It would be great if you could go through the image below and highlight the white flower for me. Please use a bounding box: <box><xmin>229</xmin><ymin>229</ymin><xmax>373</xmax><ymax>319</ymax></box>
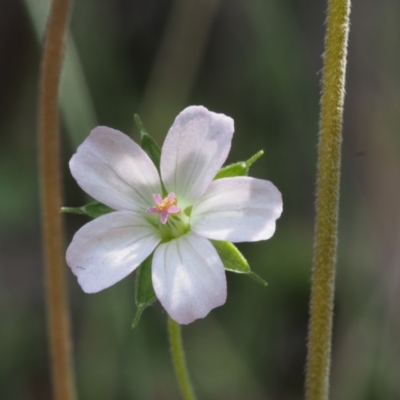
<box><xmin>66</xmin><ymin>106</ymin><xmax>283</xmax><ymax>324</ymax></box>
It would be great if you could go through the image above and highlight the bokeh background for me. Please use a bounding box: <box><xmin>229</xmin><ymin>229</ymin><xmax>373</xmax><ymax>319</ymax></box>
<box><xmin>1</xmin><ymin>0</ymin><xmax>399</xmax><ymax>399</ymax></box>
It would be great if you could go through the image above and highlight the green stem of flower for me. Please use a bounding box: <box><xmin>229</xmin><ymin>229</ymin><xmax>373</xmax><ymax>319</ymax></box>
<box><xmin>305</xmin><ymin>1</ymin><xmax>351</xmax><ymax>400</ymax></box>
<box><xmin>168</xmin><ymin>318</ymin><xmax>197</xmax><ymax>400</ymax></box>
<box><xmin>39</xmin><ymin>0</ymin><xmax>76</xmax><ymax>399</ymax></box>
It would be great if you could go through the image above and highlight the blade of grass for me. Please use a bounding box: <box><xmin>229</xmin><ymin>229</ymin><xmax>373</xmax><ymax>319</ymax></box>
<box><xmin>25</xmin><ymin>0</ymin><xmax>97</xmax><ymax>148</ymax></box>
<box><xmin>140</xmin><ymin>0</ymin><xmax>222</xmax><ymax>135</ymax></box>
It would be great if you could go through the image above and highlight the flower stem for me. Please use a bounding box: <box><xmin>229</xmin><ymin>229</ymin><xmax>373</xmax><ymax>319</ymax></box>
<box><xmin>305</xmin><ymin>1</ymin><xmax>351</xmax><ymax>399</ymax></box>
<box><xmin>168</xmin><ymin>318</ymin><xmax>197</xmax><ymax>400</ymax></box>
<box><xmin>39</xmin><ymin>0</ymin><xmax>75</xmax><ymax>399</ymax></box>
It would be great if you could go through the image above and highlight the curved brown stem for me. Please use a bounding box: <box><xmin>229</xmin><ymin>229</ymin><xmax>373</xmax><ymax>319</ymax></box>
<box><xmin>39</xmin><ymin>0</ymin><xmax>76</xmax><ymax>399</ymax></box>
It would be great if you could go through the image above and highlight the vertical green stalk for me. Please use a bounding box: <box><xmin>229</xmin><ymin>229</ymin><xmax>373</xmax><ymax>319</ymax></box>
<box><xmin>39</xmin><ymin>0</ymin><xmax>75</xmax><ymax>399</ymax></box>
<box><xmin>305</xmin><ymin>1</ymin><xmax>351</xmax><ymax>400</ymax></box>
<box><xmin>168</xmin><ymin>318</ymin><xmax>197</xmax><ymax>400</ymax></box>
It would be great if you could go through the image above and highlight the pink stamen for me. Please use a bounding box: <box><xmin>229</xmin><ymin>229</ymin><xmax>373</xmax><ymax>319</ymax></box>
<box><xmin>168</xmin><ymin>205</ymin><xmax>180</xmax><ymax>214</ymax></box>
<box><xmin>167</xmin><ymin>193</ymin><xmax>176</xmax><ymax>203</ymax></box>
<box><xmin>160</xmin><ymin>211</ymin><xmax>169</xmax><ymax>224</ymax></box>
<box><xmin>147</xmin><ymin>192</ymin><xmax>181</xmax><ymax>224</ymax></box>
<box><xmin>153</xmin><ymin>193</ymin><xmax>163</xmax><ymax>206</ymax></box>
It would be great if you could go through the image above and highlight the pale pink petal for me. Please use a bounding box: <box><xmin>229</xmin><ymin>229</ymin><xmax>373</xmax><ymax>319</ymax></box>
<box><xmin>147</xmin><ymin>207</ymin><xmax>159</xmax><ymax>214</ymax></box>
<box><xmin>70</xmin><ymin>126</ymin><xmax>161</xmax><ymax>212</ymax></box>
<box><xmin>66</xmin><ymin>211</ymin><xmax>160</xmax><ymax>293</ymax></box>
<box><xmin>152</xmin><ymin>232</ymin><xmax>227</xmax><ymax>324</ymax></box>
<box><xmin>191</xmin><ymin>177</ymin><xmax>283</xmax><ymax>242</ymax></box>
<box><xmin>160</xmin><ymin>106</ymin><xmax>234</xmax><ymax>208</ymax></box>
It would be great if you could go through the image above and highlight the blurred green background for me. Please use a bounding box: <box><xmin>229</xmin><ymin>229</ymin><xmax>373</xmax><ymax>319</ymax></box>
<box><xmin>1</xmin><ymin>0</ymin><xmax>399</xmax><ymax>399</ymax></box>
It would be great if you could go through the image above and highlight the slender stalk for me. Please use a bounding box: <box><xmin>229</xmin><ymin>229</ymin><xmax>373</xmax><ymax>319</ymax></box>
<box><xmin>39</xmin><ymin>1</ymin><xmax>75</xmax><ymax>399</ymax></box>
<box><xmin>305</xmin><ymin>1</ymin><xmax>351</xmax><ymax>400</ymax></box>
<box><xmin>168</xmin><ymin>318</ymin><xmax>196</xmax><ymax>400</ymax></box>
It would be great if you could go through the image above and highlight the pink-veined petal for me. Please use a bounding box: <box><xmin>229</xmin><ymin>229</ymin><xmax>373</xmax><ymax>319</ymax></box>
<box><xmin>160</xmin><ymin>106</ymin><xmax>234</xmax><ymax>208</ymax></box>
<box><xmin>70</xmin><ymin>126</ymin><xmax>161</xmax><ymax>212</ymax></box>
<box><xmin>66</xmin><ymin>211</ymin><xmax>160</xmax><ymax>293</ymax></box>
<box><xmin>191</xmin><ymin>177</ymin><xmax>283</xmax><ymax>242</ymax></box>
<box><xmin>152</xmin><ymin>232</ymin><xmax>227</xmax><ymax>324</ymax></box>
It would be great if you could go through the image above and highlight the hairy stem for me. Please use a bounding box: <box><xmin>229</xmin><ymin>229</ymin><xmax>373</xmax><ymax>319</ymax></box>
<box><xmin>305</xmin><ymin>0</ymin><xmax>351</xmax><ymax>399</ymax></box>
<box><xmin>168</xmin><ymin>318</ymin><xmax>196</xmax><ymax>400</ymax></box>
<box><xmin>39</xmin><ymin>0</ymin><xmax>75</xmax><ymax>399</ymax></box>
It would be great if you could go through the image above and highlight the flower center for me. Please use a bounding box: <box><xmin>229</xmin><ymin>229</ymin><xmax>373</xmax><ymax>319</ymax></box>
<box><xmin>146</xmin><ymin>193</ymin><xmax>191</xmax><ymax>241</ymax></box>
<box><xmin>147</xmin><ymin>193</ymin><xmax>181</xmax><ymax>224</ymax></box>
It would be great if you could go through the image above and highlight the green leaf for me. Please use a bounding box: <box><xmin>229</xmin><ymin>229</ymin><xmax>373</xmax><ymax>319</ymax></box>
<box><xmin>132</xmin><ymin>254</ymin><xmax>157</xmax><ymax>328</ymax></box>
<box><xmin>134</xmin><ymin>114</ymin><xmax>161</xmax><ymax>170</ymax></box>
<box><xmin>61</xmin><ymin>202</ymin><xmax>114</xmax><ymax>218</ymax></box>
<box><xmin>214</xmin><ymin>150</ymin><xmax>264</xmax><ymax>179</ymax></box>
<box><xmin>211</xmin><ymin>240</ymin><xmax>268</xmax><ymax>286</ymax></box>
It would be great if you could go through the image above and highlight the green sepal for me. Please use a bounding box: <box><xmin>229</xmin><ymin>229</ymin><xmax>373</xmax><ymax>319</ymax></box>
<box><xmin>61</xmin><ymin>202</ymin><xmax>114</xmax><ymax>218</ymax></box>
<box><xmin>210</xmin><ymin>240</ymin><xmax>268</xmax><ymax>286</ymax></box>
<box><xmin>214</xmin><ymin>150</ymin><xmax>264</xmax><ymax>179</ymax></box>
<box><xmin>211</xmin><ymin>240</ymin><xmax>249</xmax><ymax>273</ymax></box>
<box><xmin>132</xmin><ymin>254</ymin><xmax>157</xmax><ymax>328</ymax></box>
<box><xmin>247</xmin><ymin>271</ymin><xmax>268</xmax><ymax>286</ymax></box>
<box><xmin>134</xmin><ymin>114</ymin><xmax>161</xmax><ymax>170</ymax></box>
